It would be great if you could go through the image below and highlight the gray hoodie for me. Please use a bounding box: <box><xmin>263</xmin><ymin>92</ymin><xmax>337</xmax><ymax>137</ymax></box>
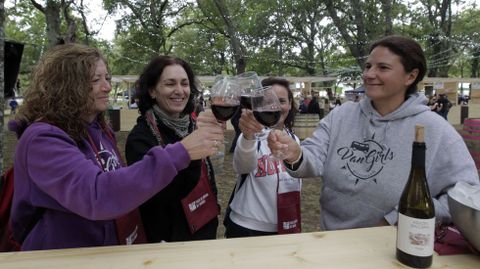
<box><xmin>288</xmin><ymin>93</ymin><xmax>479</xmax><ymax>230</ymax></box>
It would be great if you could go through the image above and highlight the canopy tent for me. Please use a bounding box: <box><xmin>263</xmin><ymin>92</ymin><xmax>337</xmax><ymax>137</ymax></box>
<box><xmin>111</xmin><ymin>75</ymin><xmax>337</xmax><ymax>84</ymax></box>
<box><xmin>111</xmin><ymin>75</ymin><xmax>337</xmax><ymax>96</ymax></box>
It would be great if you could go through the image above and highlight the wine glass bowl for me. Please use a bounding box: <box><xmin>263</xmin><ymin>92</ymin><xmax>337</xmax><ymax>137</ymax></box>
<box><xmin>236</xmin><ymin>71</ymin><xmax>263</xmax><ymax>110</ymax></box>
<box><xmin>210</xmin><ymin>76</ymin><xmax>241</xmax><ymax>122</ymax></box>
<box><xmin>251</xmin><ymin>86</ymin><xmax>282</xmax><ymax>128</ymax></box>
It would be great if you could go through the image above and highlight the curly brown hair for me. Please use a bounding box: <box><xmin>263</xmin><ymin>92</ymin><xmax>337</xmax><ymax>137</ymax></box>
<box><xmin>15</xmin><ymin>44</ymin><xmax>109</xmax><ymax>141</ymax></box>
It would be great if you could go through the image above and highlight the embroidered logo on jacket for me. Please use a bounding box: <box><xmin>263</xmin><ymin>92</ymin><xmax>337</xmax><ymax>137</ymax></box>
<box><xmin>96</xmin><ymin>141</ymin><xmax>121</xmax><ymax>171</ymax></box>
<box><xmin>336</xmin><ymin>137</ymin><xmax>394</xmax><ymax>184</ymax></box>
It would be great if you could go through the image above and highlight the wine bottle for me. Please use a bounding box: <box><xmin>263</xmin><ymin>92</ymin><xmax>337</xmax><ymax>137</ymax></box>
<box><xmin>396</xmin><ymin>124</ymin><xmax>435</xmax><ymax>268</ymax></box>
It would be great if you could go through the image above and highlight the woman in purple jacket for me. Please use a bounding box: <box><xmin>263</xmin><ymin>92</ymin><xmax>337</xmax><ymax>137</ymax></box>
<box><xmin>9</xmin><ymin>44</ymin><xmax>224</xmax><ymax>250</ymax></box>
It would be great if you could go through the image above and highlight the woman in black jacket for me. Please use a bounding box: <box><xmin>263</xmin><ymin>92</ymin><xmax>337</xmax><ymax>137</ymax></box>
<box><xmin>125</xmin><ymin>56</ymin><xmax>221</xmax><ymax>242</ymax></box>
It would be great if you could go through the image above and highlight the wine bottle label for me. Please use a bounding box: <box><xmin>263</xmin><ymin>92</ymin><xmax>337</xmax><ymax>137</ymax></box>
<box><xmin>397</xmin><ymin>213</ymin><xmax>435</xmax><ymax>257</ymax></box>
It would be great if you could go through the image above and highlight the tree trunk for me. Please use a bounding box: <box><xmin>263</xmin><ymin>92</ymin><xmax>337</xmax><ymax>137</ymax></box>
<box><xmin>44</xmin><ymin>0</ymin><xmax>63</xmax><ymax>47</ymax></box>
<box><xmin>325</xmin><ymin>0</ymin><xmax>377</xmax><ymax>69</ymax></box>
<box><xmin>213</xmin><ymin>0</ymin><xmax>246</xmax><ymax>74</ymax></box>
<box><xmin>32</xmin><ymin>0</ymin><xmax>71</xmax><ymax>47</ymax></box>
<box><xmin>471</xmin><ymin>47</ymin><xmax>480</xmax><ymax>78</ymax></box>
<box><xmin>0</xmin><ymin>0</ymin><xmax>4</xmax><ymax>172</ymax></box>
<box><xmin>424</xmin><ymin>0</ymin><xmax>452</xmax><ymax>77</ymax></box>
<box><xmin>381</xmin><ymin>0</ymin><xmax>393</xmax><ymax>35</ymax></box>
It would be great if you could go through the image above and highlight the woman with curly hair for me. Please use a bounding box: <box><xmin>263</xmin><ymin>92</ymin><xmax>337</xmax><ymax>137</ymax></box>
<box><xmin>9</xmin><ymin>44</ymin><xmax>224</xmax><ymax>250</ymax></box>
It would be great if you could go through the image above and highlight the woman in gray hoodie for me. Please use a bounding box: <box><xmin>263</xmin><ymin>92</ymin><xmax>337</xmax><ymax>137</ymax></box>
<box><xmin>268</xmin><ymin>35</ymin><xmax>479</xmax><ymax>231</ymax></box>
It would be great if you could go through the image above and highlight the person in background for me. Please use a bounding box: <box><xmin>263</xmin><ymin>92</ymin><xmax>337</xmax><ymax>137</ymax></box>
<box><xmin>299</xmin><ymin>98</ymin><xmax>308</xmax><ymax>113</ymax></box>
<box><xmin>319</xmin><ymin>97</ymin><xmax>325</xmax><ymax>118</ymax></box>
<box><xmin>436</xmin><ymin>93</ymin><xmax>452</xmax><ymax>120</ymax></box>
<box><xmin>225</xmin><ymin>77</ymin><xmax>301</xmax><ymax>238</ymax></box>
<box><xmin>229</xmin><ymin>108</ymin><xmax>242</xmax><ymax>153</ymax></box>
<box><xmin>9</xmin><ymin>97</ymin><xmax>18</xmax><ymax>115</ymax></box>
<box><xmin>125</xmin><ymin>56</ymin><xmax>222</xmax><ymax>242</ymax></box>
<box><xmin>307</xmin><ymin>96</ymin><xmax>321</xmax><ymax>119</ymax></box>
<box><xmin>335</xmin><ymin>98</ymin><xmax>342</xmax><ymax>107</ymax></box>
<box><xmin>268</xmin><ymin>35</ymin><xmax>479</xmax><ymax>231</ymax></box>
<box><xmin>9</xmin><ymin>44</ymin><xmax>223</xmax><ymax>251</ymax></box>
<box><xmin>428</xmin><ymin>95</ymin><xmax>439</xmax><ymax>112</ymax></box>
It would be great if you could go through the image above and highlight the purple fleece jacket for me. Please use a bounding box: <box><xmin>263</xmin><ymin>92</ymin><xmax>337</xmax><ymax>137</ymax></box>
<box><xmin>11</xmin><ymin>121</ymin><xmax>190</xmax><ymax>250</ymax></box>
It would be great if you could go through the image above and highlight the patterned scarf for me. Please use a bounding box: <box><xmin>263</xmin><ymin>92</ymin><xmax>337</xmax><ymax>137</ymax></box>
<box><xmin>146</xmin><ymin>105</ymin><xmax>191</xmax><ymax>140</ymax></box>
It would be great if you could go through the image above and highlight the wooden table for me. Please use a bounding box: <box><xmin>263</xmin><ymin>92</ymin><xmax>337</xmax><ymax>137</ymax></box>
<box><xmin>0</xmin><ymin>226</ymin><xmax>478</xmax><ymax>268</ymax></box>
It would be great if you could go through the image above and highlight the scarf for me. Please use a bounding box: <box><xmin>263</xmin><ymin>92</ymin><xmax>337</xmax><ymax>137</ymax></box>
<box><xmin>146</xmin><ymin>105</ymin><xmax>191</xmax><ymax>142</ymax></box>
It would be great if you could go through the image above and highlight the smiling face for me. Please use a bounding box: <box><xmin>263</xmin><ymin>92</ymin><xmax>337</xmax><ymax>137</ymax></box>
<box><xmin>87</xmin><ymin>59</ymin><xmax>111</xmax><ymax>122</ymax></box>
<box><xmin>363</xmin><ymin>46</ymin><xmax>418</xmax><ymax>112</ymax></box>
<box><xmin>149</xmin><ymin>64</ymin><xmax>190</xmax><ymax>118</ymax></box>
<box><xmin>272</xmin><ymin>84</ymin><xmax>291</xmax><ymax>127</ymax></box>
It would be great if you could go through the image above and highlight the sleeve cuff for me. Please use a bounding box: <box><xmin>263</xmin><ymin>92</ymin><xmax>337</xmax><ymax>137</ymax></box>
<box><xmin>237</xmin><ymin>133</ymin><xmax>257</xmax><ymax>151</ymax></box>
<box><xmin>284</xmin><ymin>150</ymin><xmax>303</xmax><ymax>171</ymax></box>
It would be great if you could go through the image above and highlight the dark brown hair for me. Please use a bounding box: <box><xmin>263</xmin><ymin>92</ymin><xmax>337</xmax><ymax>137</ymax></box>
<box><xmin>136</xmin><ymin>56</ymin><xmax>199</xmax><ymax>116</ymax></box>
<box><xmin>369</xmin><ymin>35</ymin><xmax>427</xmax><ymax>96</ymax></box>
<box><xmin>261</xmin><ymin>77</ymin><xmax>297</xmax><ymax>131</ymax></box>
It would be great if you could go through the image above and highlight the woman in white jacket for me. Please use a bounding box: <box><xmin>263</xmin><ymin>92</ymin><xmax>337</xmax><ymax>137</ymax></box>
<box><xmin>224</xmin><ymin>77</ymin><xmax>301</xmax><ymax>238</ymax></box>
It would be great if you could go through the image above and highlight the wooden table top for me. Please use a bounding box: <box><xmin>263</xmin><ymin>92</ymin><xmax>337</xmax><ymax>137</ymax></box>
<box><xmin>0</xmin><ymin>226</ymin><xmax>478</xmax><ymax>268</ymax></box>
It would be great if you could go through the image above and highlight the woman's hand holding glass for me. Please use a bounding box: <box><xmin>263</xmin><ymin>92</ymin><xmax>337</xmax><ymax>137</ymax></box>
<box><xmin>181</xmin><ymin>110</ymin><xmax>224</xmax><ymax>160</ymax></box>
<box><xmin>238</xmin><ymin>109</ymin><xmax>264</xmax><ymax>140</ymax></box>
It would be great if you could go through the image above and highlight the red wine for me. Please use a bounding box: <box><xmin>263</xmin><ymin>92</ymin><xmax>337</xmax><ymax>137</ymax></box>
<box><xmin>396</xmin><ymin>125</ymin><xmax>435</xmax><ymax>268</ymax></box>
<box><xmin>253</xmin><ymin>110</ymin><xmax>281</xmax><ymax>127</ymax></box>
<box><xmin>211</xmin><ymin>104</ymin><xmax>239</xmax><ymax>121</ymax></box>
<box><xmin>240</xmin><ymin>95</ymin><xmax>263</xmax><ymax>109</ymax></box>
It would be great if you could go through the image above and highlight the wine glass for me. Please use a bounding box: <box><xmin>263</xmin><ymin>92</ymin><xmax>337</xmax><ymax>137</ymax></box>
<box><xmin>251</xmin><ymin>86</ymin><xmax>285</xmax><ymax>159</ymax></box>
<box><xmin>209</xmin><ymin>76</ymin><xmax>241</xmax><ymax>153</ymax></box>
<box><xmin>210</xmin><ymin>76</ymin><xmax>241</xmax><ymax>122</ymax></box>
<box><xmin>236</xmin><ymin>71</ymin><xmax>263</xmax><ymax>110</ymax></box>
<box><xmin>251</xmin><ymin>85</ymin><xmax>282</xmax><ymax>132</ymax></box>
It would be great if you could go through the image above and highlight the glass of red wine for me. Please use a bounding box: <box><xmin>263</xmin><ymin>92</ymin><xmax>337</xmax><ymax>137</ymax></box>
<box><xmin>251</xmin><ymin>85</ymin><xmax>281</xmax><ymax>131</ymax></box>
<box><xmin>210</xmin><ymin>77</ymin><xmax>241</xmax><ymax>122</ymax></box>
<box><xmin>236</xmin><ymin>71</ymin><xmax>263</xmax><ymax>110</ymax></box>
<box><xmin>210</xmin><ymin>76</ymin><xmax>241</xmax><ymax>153</ymax></box>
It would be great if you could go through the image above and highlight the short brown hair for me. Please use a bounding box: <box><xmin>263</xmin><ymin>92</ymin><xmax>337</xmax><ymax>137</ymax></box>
<box><xmin>369</xmin><ymin>35</ymin><xmax>427</xmax><ymax>96</ymax></box>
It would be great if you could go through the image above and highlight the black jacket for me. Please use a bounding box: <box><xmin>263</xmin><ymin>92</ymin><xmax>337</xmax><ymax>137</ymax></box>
<box><xmin>125</xmin><ymin>115</ymin><xmax>218</xmax><ymax>242</ymax></box>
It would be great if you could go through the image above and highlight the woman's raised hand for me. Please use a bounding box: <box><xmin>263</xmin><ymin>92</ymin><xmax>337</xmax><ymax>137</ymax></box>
<box><xmin>267</xmin><ymin>129</ymin><xmax>301</xmax><ymax>163</ymax></box>
<box><xmin>239</xmin><ymin>109</ymin><xmax>263</xmax><ymax>140</ymax></box>
<box><xmin>181</xmin><ymin>111</ymin><xmax>225</xmax><ymax>160</ymax></box>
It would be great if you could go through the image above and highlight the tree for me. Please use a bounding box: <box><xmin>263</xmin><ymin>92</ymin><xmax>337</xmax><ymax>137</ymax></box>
<box><xmin>272</xmin><ymin>0</ymin><xmax>327</xmax><ymax>75</ymax></box>
<box><xmin>419</xmin><ymin>0</ymin><xmax>454</xmax><ymax>77</ymax></box>
<box><xmin>197</xmin><ymin>0</ymin><xmax>247</xmax><ymax>74</ymax></box>
<box><xmin>324</xmin><ymin>0</ymin><xmax>397</xmax><ymax>69</ymax></box>
<box><xmin>6</xmin><ymin>1</ymin><xmax>47</xmax><ymax>76</ymax></box>
<box><xmin>30</xmin><ymin>0</ymin><xmax>77</xmax><ymax>47</ymax></box>
<box><xmin>0</xmin><ymin>0</ymin><xmax>5</xmax><ymax>172</ymax></box>
<box><xmin>451</xmin><ymin>7</ymin><xmax>480</xmax><ymax>78</ymax></box>
<box><xmin>104</xmin><ymin>0</ymin><xmax>199</xmax><ymax>59</ymax></box>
